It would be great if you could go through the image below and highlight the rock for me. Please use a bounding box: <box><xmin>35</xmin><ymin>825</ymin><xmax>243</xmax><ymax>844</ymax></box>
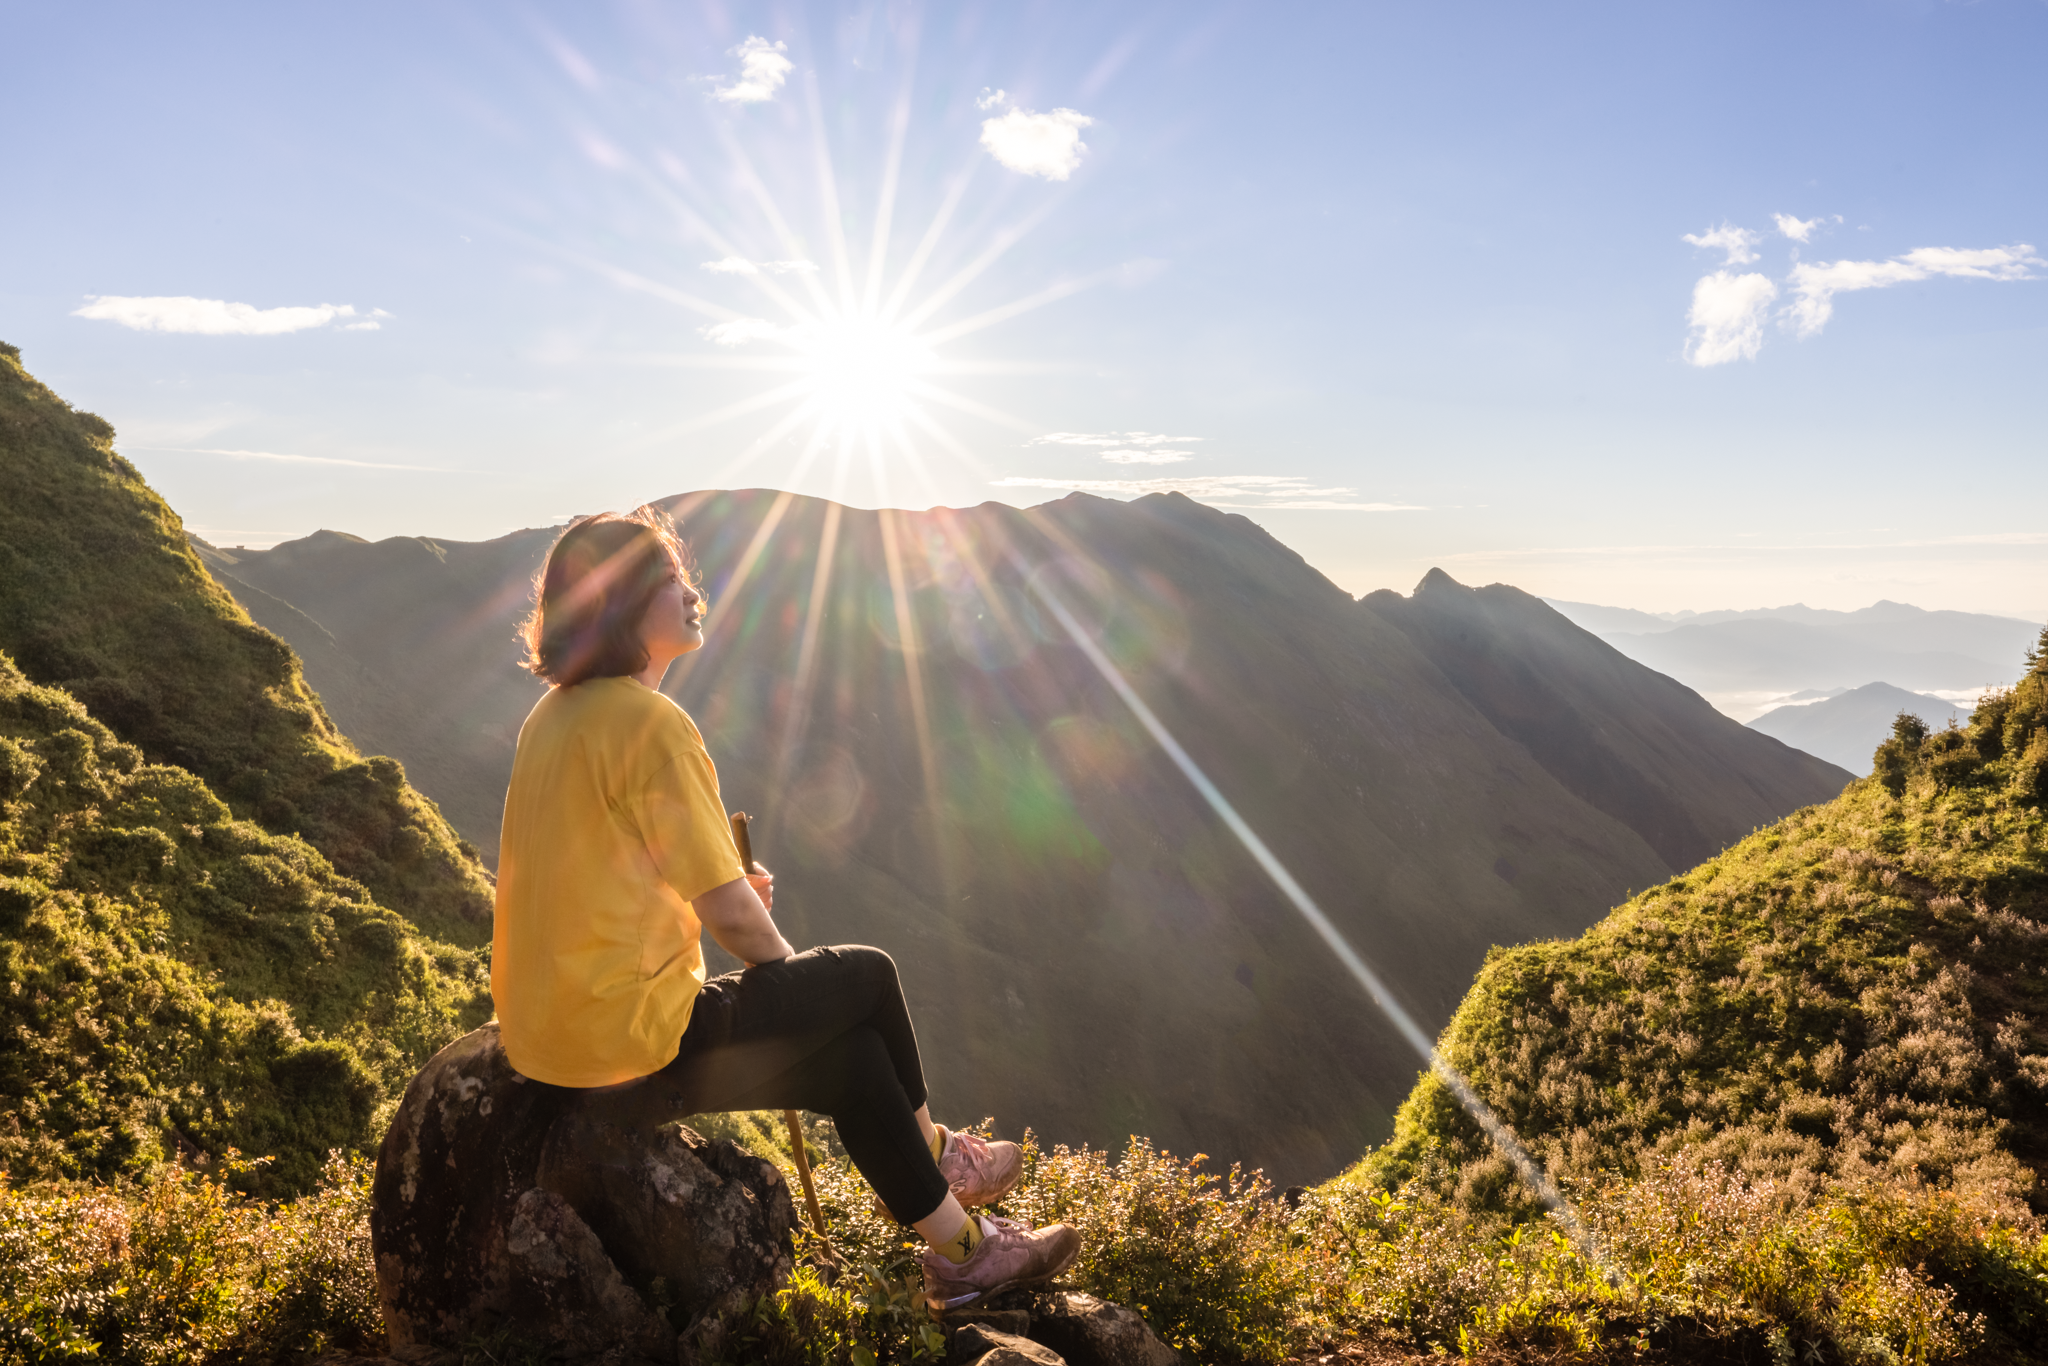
<box><xmin>370</xmin><ymin>1024</ymin><xmax>796</xmax><ymax>1363</ymax></box>
<box><xmin>1028</xmin><ymin>1292</ymin><xmax>1182</xmax><ymax>1366</ymax></box>
<box><xmin>953</xmin><ymin>1324</ymin><xmax>1066</xmax><ymax>1366</ymax></box>
<box><xmin>949</xmin><ymin>1306</ymin><xmax>1035</xmax><ymax>1341</ymax></box>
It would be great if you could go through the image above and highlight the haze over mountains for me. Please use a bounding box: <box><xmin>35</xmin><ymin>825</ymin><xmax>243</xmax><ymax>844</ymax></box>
<box><xmin>1545</xmin><ymin>598</ymin><xmax>2040</xmax><ymax>723</ymax></box>
<box><xmin>1749</xmin><ymin>683</ymin><xmax>1970</xmax><ymax>776</ymax></box>
<box><xmin>195</xmin><ymin>490</ymin><xmax>1849</xmax><ymax>1184</ymax></box>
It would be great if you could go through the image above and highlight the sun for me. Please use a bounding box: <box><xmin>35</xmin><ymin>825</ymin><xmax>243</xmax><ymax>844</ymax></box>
<box><xmin>786</xmin><ymin>315</ymin><xmax>936</xmax><ymax>429</ymax></box>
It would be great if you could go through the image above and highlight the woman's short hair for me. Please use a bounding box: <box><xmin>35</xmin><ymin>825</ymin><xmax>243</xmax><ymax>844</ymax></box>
<box><xmin>520</xmin><ymin>509</ymin><xmax>696</xmax><ymax>686</ymax></box>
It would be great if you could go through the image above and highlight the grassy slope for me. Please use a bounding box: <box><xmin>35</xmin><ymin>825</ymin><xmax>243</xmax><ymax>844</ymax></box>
<box><xmin>0</xmin><ymin>652</ymin><xmax>490</xmax><ymax>1193</ymax></box>
<box><xmin>1359</xmin><ymin>640</ymin><xmax>2048</xmax><ymax>1216</ymax></box>
<box><xmin>0</xmin><ymin>344</ymin><xmax>490</xmax><ymax>946</ymax></box>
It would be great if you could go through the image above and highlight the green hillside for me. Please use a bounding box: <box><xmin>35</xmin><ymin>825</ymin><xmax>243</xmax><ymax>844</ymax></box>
<box><xmin>0</xmin><ymin>343</ymin><xmax>490</xmax><ymax>946</ymax></box>
<box><xmin>1361</xmin><ymin>632</ymin><xmax>2048</xmax><ymax>1215</ymax></box>
<box><xmin>0</xmin><ymin>651</ymin><xmax>490</xmax><ymax>1193</ymax></box>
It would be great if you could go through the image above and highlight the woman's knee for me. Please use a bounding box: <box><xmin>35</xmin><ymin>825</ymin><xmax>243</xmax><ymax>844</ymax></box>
<box><xmin>819</xmin><ymin>944</ymin><xmax>900</xmax><ymax>988</ymax></box>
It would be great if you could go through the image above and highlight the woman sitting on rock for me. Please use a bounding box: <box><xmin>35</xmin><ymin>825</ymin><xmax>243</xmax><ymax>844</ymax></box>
<box><xmin>490</xmin><ymin>508</ymin><xmax>1079</xmax><ymax>1307</ymax></box>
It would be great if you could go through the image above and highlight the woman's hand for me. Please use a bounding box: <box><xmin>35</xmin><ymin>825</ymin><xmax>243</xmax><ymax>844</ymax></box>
<box><xmin>745</xmin><ymin>868</ymin><xmax>773</xmax><ymax>914</ymax></box>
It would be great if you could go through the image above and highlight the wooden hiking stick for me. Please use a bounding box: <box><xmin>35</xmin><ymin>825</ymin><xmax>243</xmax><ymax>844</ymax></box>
<box><xmin>729</xmin><ymin>811</ymin><xmax>831</xmax><ymax>1245</ymax></box>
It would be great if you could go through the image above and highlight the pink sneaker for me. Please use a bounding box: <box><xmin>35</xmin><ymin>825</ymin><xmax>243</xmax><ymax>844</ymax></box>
<box><xmin>922</xmin><ymin>1215</ymin><xmax>1082</xmax><ymax>1312</ymax></box>
<box><xmin>874</xmin><ymin>1127</ymin><xmax>1025</xmax><ymax>1221</ymax></box>
<box><xmin>940</xmin><ymin>1128</ymin><xmax>1024</xmax><ymax>1207</ymax></box>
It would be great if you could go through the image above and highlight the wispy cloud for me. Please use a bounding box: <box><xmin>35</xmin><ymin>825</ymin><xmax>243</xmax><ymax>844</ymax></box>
<box><xmin>1783</xmin><ymin>243</ymin><xmax>2042</xmax><ymax>337</ymax></box>
<box><xmin>1682</xmin><ymin>224</ymin><xmax>1762</xmax><ymax>266</ymax></box>
<box><xmin>1027</xmin><ymin>430</ymin><xmax>1200</xmax><ymax>447</ymax></box>
<box><xmin>700</xmin><ymin>257</ymin><xmax>819</xmax><ymax>275</ymax></box>
<box><xmin>980</xmin><ymin>106</ymin><xmax>1094</xmax><ymax>180</ymax></box>
<box><xmin>73</xmin><ymin>296</ymin><xmax>376</xmax><ymax>336</ymax></box>
<box><xmin>992</xmin><ymin>473</ymin><xmax>1422</xmax><ymax>510</ymax></box>
<box><xmin>1101</xmin><ymin>449</ymin><xmax>1192</xmax><ymax>464</ymax></box>
<box><xmin>699</xmin><ymin>318</ymin><xmax>785</xmax><ymax>347</ymax></box>
<box><xmin>977</xmin><ymin>87</ymin><xmax>1009</xmax><ymax>111</ymax></box>
<box><xmin>1684</xmin><ymin>271</ymin><xmax>1778</xmax><ymax>366</ymax></box>
<box><xmin>126</xmin><ymin>446</ymin><xmax>468</xmax><ymax>472</ymax></box>
<box><xmin>712</xmin><ymin>36</ymin><xmax>791</xmax><ymax>104</ymax></box>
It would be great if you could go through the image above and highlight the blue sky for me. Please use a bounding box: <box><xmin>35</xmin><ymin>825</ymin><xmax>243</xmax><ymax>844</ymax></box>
<box><xmin>4</xmin><ymin>0</ymin><xmax>2044</xmax><ymax>617</ymax></box>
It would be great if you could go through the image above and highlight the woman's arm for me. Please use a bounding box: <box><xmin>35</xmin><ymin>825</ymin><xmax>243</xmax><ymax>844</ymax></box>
<box><xmin>693</xmin><ymin>872</ymin><xmax>795</xmax><ymax>967</ymax></box>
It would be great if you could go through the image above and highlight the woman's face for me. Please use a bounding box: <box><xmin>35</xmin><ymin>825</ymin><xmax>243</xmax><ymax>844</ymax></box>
<box><xmin>638</xmin><ymin>561</ymin><xmax>705</xmax><ymax>663</ymax></box>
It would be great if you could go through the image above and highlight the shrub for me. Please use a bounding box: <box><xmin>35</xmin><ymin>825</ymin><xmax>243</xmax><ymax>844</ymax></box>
<box><xmin>0</xmin><ymin>1152</ymin><xmax>383</xmax><ymax>1365</ymax></box>
<box><xmin>1005</xmin><ymin>1134</ymin><xmax>1314</xmax><ymax>1363</ymax></box>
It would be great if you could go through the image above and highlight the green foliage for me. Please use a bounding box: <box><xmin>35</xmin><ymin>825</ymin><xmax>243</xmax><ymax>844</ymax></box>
<box><xmin>0</xmin><ymin>345</ymin><xmax>490</xmax><ymax>945</ymax></box>
<box><xmin>1355</xmin><ymin>664</ymin><xmax>2048</xmax><ymax>1223</ymax></box>
<box><xmin>0</xmin><ymin>652</ymin><xmax>489</xmax><ymax>1193</ymax></box>
<box><xmin>1005</xmin><ymin>1135</ymin><xmax>1311</xmax><ymax>1362</ymax></box>
<box><xmin>1299</xmin><ymin>1155</ymin><xmax>2047</xmax><ymax>1363</ymax></box>
<box><xmin>9</xmin><ymin>1120</ymin><xmax>2045</xmax><ymax>1364</ymax></box>
<box><xmin>0</xmin><ymin>1151</ymin><xmax>384</xmax><ymax>1365</ymax></box>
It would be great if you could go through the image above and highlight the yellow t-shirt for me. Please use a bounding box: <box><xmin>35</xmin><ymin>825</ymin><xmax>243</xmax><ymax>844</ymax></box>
<box><xmin>491</xmin><ymin>675</ymin><xmax>745</xmax><ymax>1087</ymax></box>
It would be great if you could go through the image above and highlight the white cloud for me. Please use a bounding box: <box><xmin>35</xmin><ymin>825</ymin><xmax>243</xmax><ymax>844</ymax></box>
<box><xmin>1027</xmin><ymin>430</ymin><xmax>1201</xmax><ymax>447</ymax></box>
<box><xmin>699</xmin><ymin>318</ymin><xmax>784</xmax><ymax>347</ymax></box>
<box><xmin>1100</xmin><ymin>449</ymin><xmax>1192</xmax><ymax>464</ymax></box>
<box><xmin>1783</xmin><ymin>242</ymin><xmax>2041</xmax><ymax>337</ymax></box>
<box><xmin>713</xmin><ymin>36</ymin><xmax>792</xmax><ymax>104</ymax></box>
<box><xmin>700</xmin><ymin>257</ymin><xmax>818</xmax><ymax>275</ymax></box>
<box><xmin>73</xmin><ymin>296</ymin><xmax>366</xmax><ymax>336</ymax></box>
<box><xmin>991</xmin><ymin>474</ymin><xmax>1422</xmax><ymax>510</ymax></box>
<box><xmin>1682</xmin><ymin>223</ymin><xmax>1763</xmax><ymax>266</ymax></box>
<box><xmin>339</xmin><ymin>320</ymin><xmax>382</xmax><ymax>331</ymax></box>
<box><xmin>1683</xmin><ymin>271</ymin><xmax>1779</xmax><ymax>366</ymax></box>
<box><xmin>980</xmin><ymin>107</ymin><xmax>1093</xmax><ymax>180</ymax></box>
<box><xmin>977</xmin><ymin>87</ymin><xmax>1008</xmax><ymax>111</ymax></box>
<box><xmin>1773</xmin><ymin>213</ymin><xmax>1837</xmax><ymax>243</ymax></box>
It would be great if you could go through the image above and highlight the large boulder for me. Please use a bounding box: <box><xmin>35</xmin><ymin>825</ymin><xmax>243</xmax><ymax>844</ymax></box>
<box><xmin>370</xmin><ymin>1024</ymin><xmax>795</xmax><ymax>1363</ymax></box>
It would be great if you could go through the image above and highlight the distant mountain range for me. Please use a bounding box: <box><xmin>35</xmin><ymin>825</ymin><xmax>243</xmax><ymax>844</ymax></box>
<box><xmin>195</xmin><ymin>493</ymin><xmax>1850</xmax><ymax>1185</ymax></box>
<box><xmin>1544</xmin><ymin>598</ymin><xmax>2040</xmax><ymax>722</ymax></box>
<box><xmin>1749</xmin><ymin>683</ymin><xmax>1967</xmax><ymax>776</ymax></box>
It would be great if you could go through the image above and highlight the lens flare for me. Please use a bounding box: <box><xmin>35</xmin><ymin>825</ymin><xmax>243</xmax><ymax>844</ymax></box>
<box><xmin>1022</xmin><ymin>563</ymin><xmax>1608</xmax><ymax>1265</ymax></box>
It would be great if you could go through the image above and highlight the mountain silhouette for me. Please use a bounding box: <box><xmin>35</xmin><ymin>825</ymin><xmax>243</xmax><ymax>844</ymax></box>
<box><xmin>1365</xmin><ymin>571</ymin><xmax>1851</xmax><ymax>871</ymax></box>
<box><xmin>1749</xmin><ymin>681</ymin><xmax>1968</xmax><ymax>775</ymax></box>
<box><xmin>198</xmin><ymin>489</ymin><xmax>1851</xmax><ymax>1184</ymax></box>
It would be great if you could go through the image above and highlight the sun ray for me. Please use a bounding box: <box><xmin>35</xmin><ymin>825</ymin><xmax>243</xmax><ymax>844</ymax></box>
<box><xmin>620</xmin><ymin>378</ymin><xmax>813</xmax><ymax>452</ymax></box>
<box><xmin>917</xmin><ymin>269</ymin><xmax>1109</xmax><ymax>348</ymax></box>
<box><xmin>880</xmin><ymin>159</ymin><xmax>980</xmax><ymax>326</ymax></box>
<box><xmin>881</xmin><ymin>411</ymin><xmax>949</xmax><ymax>508</ymax></box>
<box><xmin>930</xmin><ymin>504</ymin><xmax>1034</xmax><ymax>660</ymax></box>
<box><xmin>707</xmin><ymin>402</ymin><xmax>819</xmax><ymax>487</ymax></box>
<box><xmin>772</xmin><ymin>496</ymin><xmax>844</xmax><ymax>800</ymax></box>
<box><xmin>902</xmin><ymin>378</ymin><xmax>1041</xmax><ymax>434</ymax></box>
<box><xmin>802</xmin><ymin>69</ymin><xmax>860</xmax><ymax>316</ymax></box>
<box><xmin>862</xmin><ymin>41</ymin><xmax>919</xmax><ymax>319</ymax></box>
<box><xmin>702</xmin><ymin>488</ymin><xmax>795</xmax><ymax>641</ymax></box>
<box><xmin>896</xmin><ymin>196</ymin><xmax>1065</xmax><ymax>332</ymax></box>
<box><xmin>900</xmin><ymin>404</ymin><xmax>1001</xmax><ymax>481</ymax></box>
<box><xmin>878</xmin><ymin>504</ymin><xmax>948</xmax><ymax>880</ymax></box>
<box><xmin>716</xmin><ymin>126</ymin><xmax>838</xmax><ymax>317</ymax></box>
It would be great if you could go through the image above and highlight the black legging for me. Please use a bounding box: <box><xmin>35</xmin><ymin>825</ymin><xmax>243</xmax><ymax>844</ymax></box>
<box><xmin>649</xmin><ymin>944</ymin><xmax>952</xmax><ymax>1225</ymax></box>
